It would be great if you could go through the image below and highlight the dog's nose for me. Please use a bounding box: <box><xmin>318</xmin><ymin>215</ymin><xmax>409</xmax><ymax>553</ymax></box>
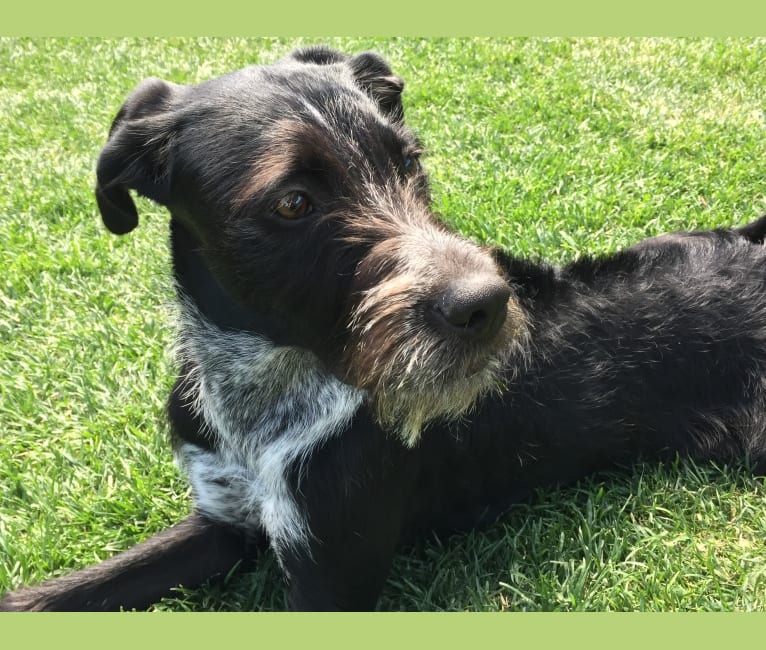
<box><xmin>432</xmin><ymin>275</ymin><xmax>511</xmax><ymax>342</ymax></box>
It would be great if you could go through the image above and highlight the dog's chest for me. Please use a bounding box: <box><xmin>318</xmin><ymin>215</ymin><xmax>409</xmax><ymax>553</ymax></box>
<box><xmin>175</xmin><ymin>304</ymin><xmax>364</xmax><ymax>551</ymax></box>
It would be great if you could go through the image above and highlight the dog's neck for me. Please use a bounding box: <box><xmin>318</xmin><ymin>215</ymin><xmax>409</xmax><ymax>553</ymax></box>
<box><xmin>175</xmin><ymin>296</ymin><xmax>361</xmax><ymax>443</ymax></box>
<box><xmin>169</xmin><ymin>217</ymin><xmax>365</xmax><ymax>438</ymax></box>
<box><xmin>174</xmin><ymin>297</ymin><xmax>365</xmax><ymax>553</ymax></box>
<box><xmin>170</xmin><ymin>218</ymin><xmax>367</xmax><ymax>552</ymax></box>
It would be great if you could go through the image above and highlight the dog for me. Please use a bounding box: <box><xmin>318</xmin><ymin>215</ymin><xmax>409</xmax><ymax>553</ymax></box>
<box><xmin>2</xmin><ymin>45</ymin><xmax>766</xmax><ymax>611</ymax></box>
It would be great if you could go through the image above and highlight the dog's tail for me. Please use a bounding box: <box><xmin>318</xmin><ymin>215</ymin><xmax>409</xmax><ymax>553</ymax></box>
<box><xmin>734</xmin><ymin>214</ymin><xmax>766</xmax><ymax>244</ymax></box>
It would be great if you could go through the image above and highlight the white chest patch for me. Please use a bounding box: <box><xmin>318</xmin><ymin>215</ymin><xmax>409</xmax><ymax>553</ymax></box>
<box><xmin>174</xmin><ymin>300</ymin><xmax>364</xmax><ymax>555</ymax></box>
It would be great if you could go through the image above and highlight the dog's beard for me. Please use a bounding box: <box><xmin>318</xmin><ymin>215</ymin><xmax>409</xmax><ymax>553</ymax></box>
<box><xmin>367</xmin><ymin>353</ymin><xmax>509</xmax><ymax>447</ymax></box>
<box><xmin>345</xmin><ymin>276</ymin><xmax>528</xmax><ymax>446</ymax></box>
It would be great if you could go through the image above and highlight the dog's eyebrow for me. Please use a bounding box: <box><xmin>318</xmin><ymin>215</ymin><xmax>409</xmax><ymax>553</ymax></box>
<box><xmin>235</xmin><ymin>119</ymin><xmax>344</xmax><ymax>206</ymax></box>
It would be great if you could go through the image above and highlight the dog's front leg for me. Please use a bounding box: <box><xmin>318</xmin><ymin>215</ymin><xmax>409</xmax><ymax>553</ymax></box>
<box><xmin>0</xmin><ymin>512</ymin><xmax>257</xmax><ymax>611</ymax></box>
<box><xmin>281</xmin><ymin>535</ymin><xmax>399</xmax><ymax>612</ymax></box>
<box><xmin>278</xmin><ymin>421</ymin><xmax>419</xmax><ymax>611</ymax></box>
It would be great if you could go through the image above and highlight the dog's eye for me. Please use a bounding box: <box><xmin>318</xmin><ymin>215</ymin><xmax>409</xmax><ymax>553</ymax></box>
<box><xmin>274</xmin><ymin>192</ymin><xmax>313</xmax><ymax>219</ymax></box>
<box><xmin>403</xmin><ymin>156</ymin><xmax>419</xmax><ymax>174</ymax></box>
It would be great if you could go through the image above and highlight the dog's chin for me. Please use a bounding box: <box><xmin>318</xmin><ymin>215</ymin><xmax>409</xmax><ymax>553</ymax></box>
<box><xmin>372</xmin><ymin>359</ymin><xmax>506</xmax><ymax>446</ymax></box>
<box><xmin>343</xmin><ymin>330</ymin><xmax>517</xmax><ymax>446</ymax></box>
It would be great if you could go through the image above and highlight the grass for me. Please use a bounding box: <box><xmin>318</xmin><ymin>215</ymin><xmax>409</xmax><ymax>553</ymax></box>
<box><xmin>1</xmin><ymin>37</ymin><xmax>766</xmax><ymax>611</ymax></box>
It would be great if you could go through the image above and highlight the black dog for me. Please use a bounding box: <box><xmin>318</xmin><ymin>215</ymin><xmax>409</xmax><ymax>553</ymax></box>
<box><xmin>3</xmin><ymin>46</ymin><xmax>766</xmax><ymax>611</ymax></box>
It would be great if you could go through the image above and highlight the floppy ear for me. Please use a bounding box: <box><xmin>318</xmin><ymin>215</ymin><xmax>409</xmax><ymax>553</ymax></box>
<box><xmin>348</xmin><ymin>52</ymin><xmax>405</xmax><ymax>122</ymax></box>
<box><xmin>95</xmin><ymin>77</ymin><xmax>184</xmax><ymax>235</ymax></box>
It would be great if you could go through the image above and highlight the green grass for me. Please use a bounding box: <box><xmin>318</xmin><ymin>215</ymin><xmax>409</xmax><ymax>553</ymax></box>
<box><xmin>2</xmin><ymin>37</ymin><xmax>766</xmax><ymax>611</ymax></box>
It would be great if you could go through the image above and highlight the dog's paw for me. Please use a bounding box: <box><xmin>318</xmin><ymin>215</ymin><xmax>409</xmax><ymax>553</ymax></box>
<box><xmin>0</xmin><ymin>587</ymin><xmax>53</xmax><ymax>612</ymax></box>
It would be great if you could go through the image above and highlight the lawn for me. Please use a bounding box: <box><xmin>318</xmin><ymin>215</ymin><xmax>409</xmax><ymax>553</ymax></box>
<box><xmin>1</xmin><ymin>37</ymin><xmax>766</xmax><ymax>611</ymax></box>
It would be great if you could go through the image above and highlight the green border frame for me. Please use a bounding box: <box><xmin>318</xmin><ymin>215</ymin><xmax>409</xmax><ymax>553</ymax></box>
<box><xmin>3</xmin><ymin>0</ymin><xmax>766</xmax><ymax>36</ymax></box>
<box><xmin>3</xmin><ymin>612</ymin><xmax>765</xmax><ymax>647</ymax></box>
<box><xmin>2</xmin><ymin>4</ymin><xmax>766</xmax><ymax>646</ymax></box>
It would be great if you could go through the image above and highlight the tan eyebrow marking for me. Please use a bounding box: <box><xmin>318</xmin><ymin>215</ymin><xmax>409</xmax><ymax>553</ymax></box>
<box><xmin>234</xmin><ymin>119</ymin><xmax>344</xmax><ymax>207</ymax></box>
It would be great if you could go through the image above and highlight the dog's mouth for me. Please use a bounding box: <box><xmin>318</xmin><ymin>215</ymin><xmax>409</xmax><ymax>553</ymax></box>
<box><xmin>343</xmin><ymin>291</ymin><xmax>528</xmax><ymax>446</ymax></box>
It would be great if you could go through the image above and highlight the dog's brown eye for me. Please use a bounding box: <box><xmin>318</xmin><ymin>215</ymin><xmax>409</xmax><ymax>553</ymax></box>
<box><xmin>403</xmin><ymin>155</ymin><xmax>420</xmax><ymax>175</ymax></box>
<box><xmin>275</xmin><ymin>192</ymin><xmax>312</xmax><ymax>219</ymax></box>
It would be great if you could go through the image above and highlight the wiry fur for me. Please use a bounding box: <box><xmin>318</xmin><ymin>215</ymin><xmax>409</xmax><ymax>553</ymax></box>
<box><xmin>3</xmin><ymin>47</ymin><xmax>766</xmax><ymax>612</ymax></box>
<box><xmin>174</xmin><ymin>298</ymin><xmax>364</xmax><ymax>557</ymax></box>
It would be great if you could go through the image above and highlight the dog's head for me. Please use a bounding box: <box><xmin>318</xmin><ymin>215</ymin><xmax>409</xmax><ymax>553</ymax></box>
<box><xmin>96</xmin><ymin>46</ymin><xmax>527</xmax><ymax>445</ymax></box>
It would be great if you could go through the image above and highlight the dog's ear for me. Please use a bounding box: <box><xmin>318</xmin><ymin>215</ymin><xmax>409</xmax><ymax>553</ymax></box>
<box><xmin>348</xmin><ymin>52</ymin><xmax>405</xmax><ymax>122</ymax></box>
<box><xmin>95</xmin><ymin>78</ymin><xmax>185</xmax><ymax>235</ymax></box>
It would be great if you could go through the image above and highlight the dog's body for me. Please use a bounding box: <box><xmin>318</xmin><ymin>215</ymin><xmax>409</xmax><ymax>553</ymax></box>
<box><xmin>3</xmin><ymin>46</ymin><xmax>766</xmax><ymax>611</ymax></box>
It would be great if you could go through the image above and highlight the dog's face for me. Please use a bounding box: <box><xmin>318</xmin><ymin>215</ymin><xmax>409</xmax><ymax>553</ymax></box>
<box><xmin>95</xmin><ymin>47</ymin><xmax>527</xmax><ymax>444</ymax></box>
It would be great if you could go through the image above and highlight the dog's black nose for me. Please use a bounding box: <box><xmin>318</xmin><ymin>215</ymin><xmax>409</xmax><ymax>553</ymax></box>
<box><xmin>432</xmin><ymin>275</ymin><xmax>511</xmax><ymax>342</ymax></box>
